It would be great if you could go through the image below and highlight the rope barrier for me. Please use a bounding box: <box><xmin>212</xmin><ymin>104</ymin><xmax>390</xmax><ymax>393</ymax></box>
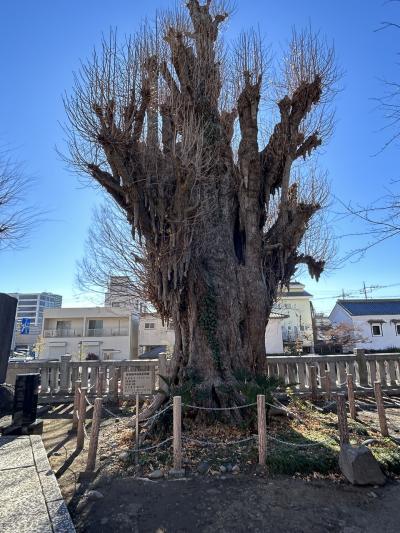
<box><xmin>102</xmin><ymin>405</ymin><xmax>120</xmax><ymax>418</ymax></box>
<box><xmin>85</xmin><ymin>396</ymin><xmax>93</xmax><ymax>408</ymax></box>
<box><xmin>267</xmin><ymin>435</ymin><xmax>327</xmax><ymax>448</ymax></box>
<box><xmin>129</xmin><ymin>437</ymin><xmax>173</xmax><ymax>453</ymax></box>
<box><xmin>182</xmin><ymin>435</ymin><xmax>256</xmax><ymax>447</ymax></box>
<box><xmin>182</xmin><ymin>402</ymin><xmax>257</xmax><ymax>411</ymax></box>
<box><xmin>141</xmin><ymin>403</ymin><xmax>172</xmax><ymax>422</ymax></box>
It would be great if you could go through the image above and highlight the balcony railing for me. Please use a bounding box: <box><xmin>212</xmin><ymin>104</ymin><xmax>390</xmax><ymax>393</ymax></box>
<box><xmin>44</xmin><ymin>329</ymin><xmax>83</xmax><ymax>338</ymax></box>
<box><xmin>44</xmin><ymin>327</ymin><xmax>129</xmax><ymax>338</ymax></box>
<box><xmin>86</xmin><ymin>327</ymin><xmax>129</xmax><ymax>337</ymax></box>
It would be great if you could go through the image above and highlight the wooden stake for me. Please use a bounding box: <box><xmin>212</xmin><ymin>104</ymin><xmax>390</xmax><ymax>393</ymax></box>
<box><xmin>85</xmin><ymin>397</ymin><xmax>103</xmax><ymax>472</ymax></box>
<box><xmin>96</xmin><ymin>370</ymin><xmax>104</xmax><ymax>396</ymax></box>
<box><xmin>72</xmin><ymin>380</ymin><xmax>81</xmax><ymax>431</ymax></box>
<box><xmin>336</xmin><ymin>393</ymin><xmax>349</xmax><ymax>447</ymax></box>
<box><xmin>257</xmin><ymin>394</ymin><xmax>266</xmax><ymax>465</ymax></box>
<box><xmin>173</xmin><ymin>396</ymin><xmax>182</xmax><ymax>470</ymax></box>
<box><xmin>309</xmin><ymin>366</ymin><xmax>318</xmax><ymax>402</ymax></box>
<box><xmin>135</xmin><ymin>393</ymin><xmax>140</xmax><ymax>465</ymax></box>
<box><xmin>346</xmin><ymin>374</ymin><xmax>356</xmax><ymax>420</ymax></box>
<box><xmin>374</xmin><ymin>381</ymin><xmax>389</xmax><ymax>437</ymax></box>
<box><xmin>76</xmin><ymin>387</ymin><xmax>87</xmax><ymax>451</ymax></box>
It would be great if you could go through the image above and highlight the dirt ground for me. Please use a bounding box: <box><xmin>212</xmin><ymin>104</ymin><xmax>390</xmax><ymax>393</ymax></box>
<box><xmin>72</xmin><ymin>474</ymin><xmax>400</xmax><ymax>533</ymax></box>
<box><xmin>40</xmin><ymin>400</ymin><xmax>400</xmax><ymax>533</ymax></box>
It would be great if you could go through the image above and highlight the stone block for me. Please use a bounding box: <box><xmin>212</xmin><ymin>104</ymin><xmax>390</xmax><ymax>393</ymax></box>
<box><xmin>339</xmin><ymin>444</ymin><xmax>386</xmax><ymax>486</ymax></box>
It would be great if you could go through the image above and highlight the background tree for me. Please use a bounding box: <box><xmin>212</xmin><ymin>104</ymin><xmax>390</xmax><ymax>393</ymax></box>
<box><xmin>65</xmin><ymin>0</ymin><xmax>337</xmax><ymax>417</ymax></box>
<box><xmin>0</xmin><ymin>151</ymin><xmax>37</xmax><ymax>251</ymax></box>
<box><xmin>316</xmin><ymin>321</ymin><xmax>367</xmax><ymax>354</ymax></box>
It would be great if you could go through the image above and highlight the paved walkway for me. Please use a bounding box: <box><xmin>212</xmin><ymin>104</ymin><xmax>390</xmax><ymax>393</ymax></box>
<box><xmin>0</xmin><ymin>435</ymin><xmax>75</xmax><ymax>532</ymax></box>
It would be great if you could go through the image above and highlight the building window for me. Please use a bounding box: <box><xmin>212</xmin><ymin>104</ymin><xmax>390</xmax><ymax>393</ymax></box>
<box><xmin>396</xmin><ymin>324</ymin><xmax>400</xmax><ymax>336</ymax></box>
<box><xmin>88</xmin><ymin>320</ymin><xmax>103</xmax><ymax>336</ymax></box>
<box><xmin>144</xmin><ymin>322</ymin><xmax>155</xmax><ymax>329</ymax></box>
<box><xmin>371</xmin><ymin>323</ymin><xmax>382</xmax><ymax>336</ymax></box>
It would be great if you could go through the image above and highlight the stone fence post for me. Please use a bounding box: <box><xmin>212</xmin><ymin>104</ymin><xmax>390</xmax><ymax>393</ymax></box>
<box><xmin>354</xmin><ymin>349</ymin><xmax>368</xmax><ymax>387</ymax></box>
<box><xmin>59</xmin><ymin>354</ymin><xmax>72</xmax><ymax>393</ymax></box>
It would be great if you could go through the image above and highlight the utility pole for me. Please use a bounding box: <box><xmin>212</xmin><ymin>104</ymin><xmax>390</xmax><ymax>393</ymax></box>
<box><xmin>362</xmin><ymin>281</ymin><xmax>368</xmax><ymax>299</ymax></box>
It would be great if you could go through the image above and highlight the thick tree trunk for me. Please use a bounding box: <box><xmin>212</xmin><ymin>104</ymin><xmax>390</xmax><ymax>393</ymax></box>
<box><xmin>170</xmin><ymin>198</ymin><xmax>271</xmax><ymax>416</ymax></box>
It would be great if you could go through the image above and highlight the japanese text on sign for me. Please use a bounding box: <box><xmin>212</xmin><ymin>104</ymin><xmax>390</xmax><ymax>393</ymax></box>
<box><xmin>122</xmin><ymin>368</ymin><xmax>154</xmax><ymax>396</ymax></box>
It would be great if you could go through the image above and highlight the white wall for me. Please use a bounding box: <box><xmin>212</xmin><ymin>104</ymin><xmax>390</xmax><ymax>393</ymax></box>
<box><xmin>139</xmin><ymin>315</ymin><xmax>175</xmax><ymax>354</ymax></box>
<box><xmin>353</xmin><ymin>316</ymin><xmax>400</xmax><ymax>351</ymax></box>
<box><xmin>265</xmin><ymin>319</ymin><xmax>284</xmax><ymax>354</ymax></box>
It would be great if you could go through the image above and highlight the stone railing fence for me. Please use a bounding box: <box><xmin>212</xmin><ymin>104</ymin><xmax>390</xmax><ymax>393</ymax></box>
<box><xmin>5</xmin><ymin>349</ymin><xmax>400</xmax><ymax>400</ymax></box>
<box><xmin>266</xmin><ymin>349</ymin><xmax>400</xmax><ymax>392</ymax></box>
<box><xmin>5</xmin><ymin>354</ymin><xmax>172</xmax><ymax>400</ymax></box>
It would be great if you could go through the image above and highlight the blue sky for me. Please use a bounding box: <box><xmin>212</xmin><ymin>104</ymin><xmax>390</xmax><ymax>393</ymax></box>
<box><xmin>0</xmin><ymin>0</ymin><xmax>399</xmax><ymax>312</ymax></box>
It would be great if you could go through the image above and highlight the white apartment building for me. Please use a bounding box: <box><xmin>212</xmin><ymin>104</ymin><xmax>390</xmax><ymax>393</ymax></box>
<box><xmin>138</xmin><ymin>312</ymin><xmax>286</xmax><ymax>356</ymax></box>
<box><xmin>105</xmin><ymin>276</ymin><xmax>148</xmax><ymax>314</ymax></box>
<box><xmin>329</xmin><ymin>299</ymin><xmax>400</xmax><ymax>351</ymax></box>
<box><xmin>40</xmin><ymin>307</ymin><xmax>139</xmax><ymax>361</ymax></box>
<box><xmin>8</xmin><ymin>292</ymin><xmax>62</xmax><ymax>353</ymax></box>
<box><xmin>273</xmin><ymin>282</ymin><xmax>314</xmax><ymax>352</ymax></box>
<box><xmin>139</xmin><ymin>313</ymin><xmax>175</xmax><ymax>356</ymax></box>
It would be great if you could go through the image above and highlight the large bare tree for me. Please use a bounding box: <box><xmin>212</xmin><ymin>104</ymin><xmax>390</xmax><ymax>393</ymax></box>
<box><xmin>65</xmin><ymin>1</ymin><xmax>336</xmax><ymax>416</ymax></box>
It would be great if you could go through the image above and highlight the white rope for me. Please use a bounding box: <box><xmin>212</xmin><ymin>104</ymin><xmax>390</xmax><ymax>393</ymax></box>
<box><xmin>182</xmin><ymin>402</ymin><xmax>257</xmax><ymax>411</ymax></box>
<box><xmin>267</xmin><ymin>435</ymin><xmax>327</xmax><ymax>448</ymax></box>
<box><xmin>102</xmin><ymin>405</ymin><xmax>119</xmax><ymax>418</ymax></box>
<box><xmin>357</xmin><ymin>384</ymin><xmax>374</xmax><ymax>390</ymax></box>
<box><xmin>129</xmin><ymin>437</ymin><xmax>173</xmax><ymax>453</ymax></box>
<box><xmin>141</xmin><ymin>403</ymin><xmax>172</xmax><ymax>422</ymax></box>
<box><xmin>182</xmin><ymin>435</ymin><xmax>256</xmax><ymax>447</ymax></box>
<box><xmin>85</xmin><ymin>396</ymin><xmax>93</xmax><ymax>407</ymax></box>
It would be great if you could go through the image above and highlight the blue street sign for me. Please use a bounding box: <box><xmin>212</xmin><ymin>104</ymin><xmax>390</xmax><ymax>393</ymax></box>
<box><xmin>20</xmin><ymin>318</ymin><xmax>31</xmax><ymax>334</ymax></box>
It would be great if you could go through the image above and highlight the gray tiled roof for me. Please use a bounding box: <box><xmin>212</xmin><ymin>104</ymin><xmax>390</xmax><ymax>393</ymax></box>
<box><xmin>338</xmin><ymin>299</ymin><xmax>400</xmax><ymax>316</ymax></box>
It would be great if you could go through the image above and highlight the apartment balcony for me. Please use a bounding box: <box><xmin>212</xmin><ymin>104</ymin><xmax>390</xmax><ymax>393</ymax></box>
<box><xmin>86</xmin><ymin>327</ymin><xmax>129</xmax><ymax>337</ymax></box>
<box><xmin>44</xmin><ymin>329</ymin><xmax>83</xmax><ymax>338</ymax></box>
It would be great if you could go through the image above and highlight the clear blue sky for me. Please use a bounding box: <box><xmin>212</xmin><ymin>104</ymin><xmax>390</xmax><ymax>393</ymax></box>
<box><xmin>0</xmin><ymin>0</ymin><xmax>399</xmax><ymax>312</ymax></box>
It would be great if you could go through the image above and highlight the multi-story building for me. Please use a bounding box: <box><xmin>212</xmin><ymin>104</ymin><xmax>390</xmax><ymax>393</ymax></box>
<box><xmin>104</xmin><ymin>276</ymin><xmax>148</xmax><ymax>314</ymax></box>
<box><xmin>139</xmin><ymin>313</ymin><xmax>175</xmax><ymax>356</ymax></box>
<box><xmin>8</xmin><ymin>292</ymin><xmax>62</xmax><ymax>353</ymax></box>
<box><xmin>138</xmin><ymin>312</ymin><xmax>286</xmax><ymax>357</ymax></box>
<box><xmin>40</xmin><ymin>307</ymin><xmax>139</xmax><ymax>361</ymax></box>
<box><xmin>273</xmin><ymin>282</ymin><xmax>314</xmax><ymax>352</ymax></box>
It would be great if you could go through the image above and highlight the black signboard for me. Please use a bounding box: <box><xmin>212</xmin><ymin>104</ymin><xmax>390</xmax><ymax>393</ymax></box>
<box><xmin>11</xmin><ymin>373</ymin><xmax>40</xmax><ymax>427</ymax></box>
<box><xmin>0</xmin><ymin>293</ymin><xmax>17</xmax><ymax>383</ymax></box>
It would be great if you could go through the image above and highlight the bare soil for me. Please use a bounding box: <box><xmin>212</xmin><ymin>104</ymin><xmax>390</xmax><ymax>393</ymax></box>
<box><xmin>40</xmin><ymin>400</ymin><xmax>400</xmax><ymax>533</ymax></box>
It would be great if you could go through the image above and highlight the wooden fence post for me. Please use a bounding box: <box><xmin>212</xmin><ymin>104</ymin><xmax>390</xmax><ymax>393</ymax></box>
<box><xmin>173</xmin><ymin>396</ymin><xmax>182</xmax><ymax>470</ymax></box>
<box><xmin>309</xmin><ymin>366</ymin><xmax>318</xmax><ymax>402</ymax></box>
<box><xmin>347</xmin><ymin>374</ymin><xmax>356</xmax><ymax>420</ymax></box>
<box><xmin>257</xmin><ymin>394</ymin><xmax>266</xmax><ymax>465</ymax></box>
<box><xmin>72</xmin><ymin>380</ymin><xmax>81</xmax><ymax>431</ymax></box>
<box><xmin>336</xmin><ymin>393</ymin><xmax>349</xmax><ymax>447</ymax></box>
<box><xmin>76</xmin><ymin>387</ymin><xmax>87</xmax><ymax>451</ymax></box>
<box><xmin>374</xmin><ymin>381</ymin><xmax>389</xmax><ymax>437</ymax></box>
<box><xmin>96</xmin><ymin>370</ymin><xmax>104</xmax><ymax>396</ymax></box>
<box><xmin>86</xmin><ymin>397</ymin><xmax>103</xmax><ymax>472</ymax></box>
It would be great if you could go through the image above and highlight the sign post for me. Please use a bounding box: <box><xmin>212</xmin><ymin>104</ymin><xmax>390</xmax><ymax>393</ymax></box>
<box><xmin>122</xmin><ymin>366</ymin><xmax>155</xmax><ymax>464</ymax></box>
